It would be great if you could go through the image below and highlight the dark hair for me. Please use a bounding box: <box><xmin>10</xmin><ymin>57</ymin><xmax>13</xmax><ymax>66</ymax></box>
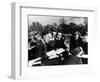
<box><xmin>42</xmin><ymin>31</ymin><xmax>49</xmax><ymax>38</ymax></box>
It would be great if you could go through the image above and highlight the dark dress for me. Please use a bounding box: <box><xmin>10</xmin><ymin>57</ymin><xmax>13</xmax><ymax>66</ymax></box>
<box><xmin>35</xmin><ymin>40</ymin><xmax>48</xmax><ymax>59</ymax></box>
<box><xmin>62</xmin><ymin>55</ymin><xmax>82</xmax><ymax>65</ymax></box>
<box><xmin>46</xmin><ymin>40</ymin><xmax>56</xmax><ymax>51</ymax></box>
<box><xmin>28</xmin><ymin>47</ymin><xmax>37</xmax><ymax>61</ymax></box>
<box><xmin>82</xmin><ymin>42</ymin><xmax>88</xmax><ymax>54</ymax></box>
<box><xmin>55</xmin><ymin>38</ymin><xmax>66</xmax><ymax>49</ymax></box>
<box><xmin>81</xmin><ymin>42</ymin><xmax>88</xmax><ymax>64</ymax></box>
<box><xmin>70</xmin><ymin>36</ymin><xmax>83</xmax><ymax>51</ymax></box>
<box><xmin>28</xmin><ymin>42</ymin><xmax>37</xmax><ymax>61</ymax></box>
<box><xmin>70</xmin><ymin>36</ymin><xmax>88</xmax><ymax>64</ymax></box>
<box><xmin>35</xmin><ymin>40</ymin><xmax>61</xmax><ymax>65</ymax></box>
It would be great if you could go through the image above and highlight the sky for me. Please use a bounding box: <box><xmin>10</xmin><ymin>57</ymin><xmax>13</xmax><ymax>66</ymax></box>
<box><xmin>28</xmin><ymin>15</ymin><xmax>87</xmax><ymax>26</ymax></box>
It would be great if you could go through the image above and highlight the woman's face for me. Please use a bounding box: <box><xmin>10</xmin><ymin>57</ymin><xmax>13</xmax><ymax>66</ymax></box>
<box><xmin>75</xmin><ymin>34</ymin><xmax>79</xmax><ymax>40</ymax></box>
<box><xmin>35</xmin><ymin>34</ymin><xmax>41</xmax><ymax>41</ymax></box>
<box><xmin>57</xmin><ymin>32</ymin><xmax>62</xmax><ymax>39</ymax></box>
<box><xmin>43</xmin><ymin>33</ymin><xmax>53</xmax><ymax>43</ymax></box>
<box><xmin>53</xmin><ymin>32</ymin><xmax>56</xmax><ymax>37</ymax></box>
<box><xmin>82</xmin><ymin>36</ymin><xmax>88</xmax><ymax>43</ymax></box>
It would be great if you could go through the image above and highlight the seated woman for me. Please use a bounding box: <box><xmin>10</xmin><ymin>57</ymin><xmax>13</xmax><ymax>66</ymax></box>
<box><xmin>62</xmin><ymin>47</ymin><xmax>83</xmax><ymax>65</ymax></box>
<box><xmin>33</xmin><ymin>31</ymin><xmax>62</xmax><ymax>66</ymax></box>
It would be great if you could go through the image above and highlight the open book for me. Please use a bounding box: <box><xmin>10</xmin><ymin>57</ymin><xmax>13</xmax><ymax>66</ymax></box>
<box><xmin>46</xmin><ymin>48</ymin><xmax>65</xmax><ymax>59</ymax></box>
<box><xmin>29</xmin><ymin>48</ymin><xmax>65</xmax><ymax>66</ymax></box>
